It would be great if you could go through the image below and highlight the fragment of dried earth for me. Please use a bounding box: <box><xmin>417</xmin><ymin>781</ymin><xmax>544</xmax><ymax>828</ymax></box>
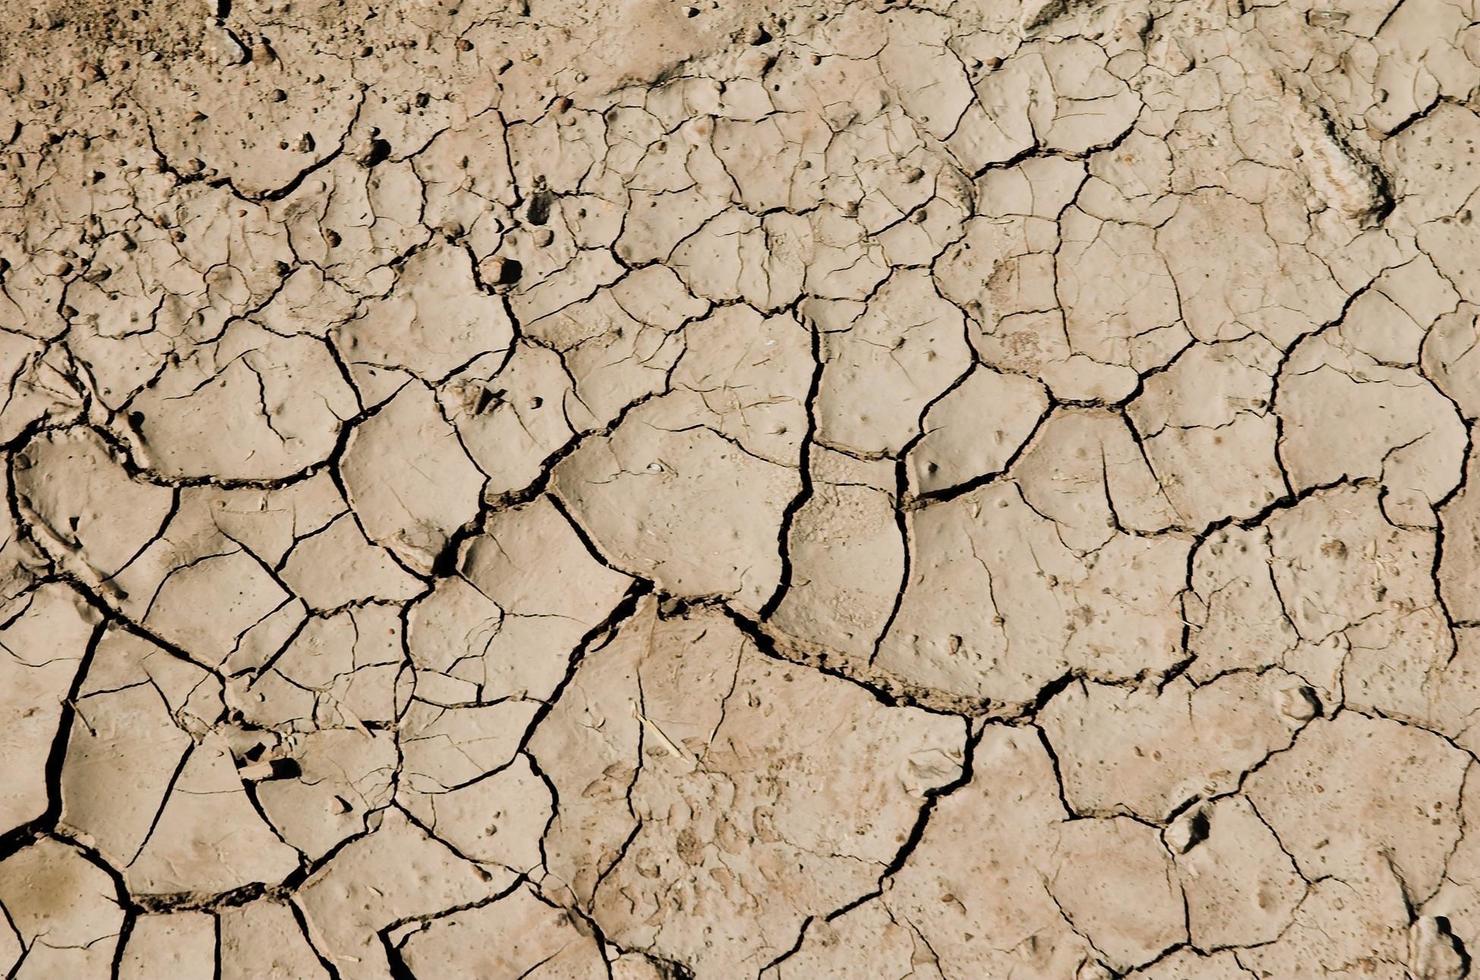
<box><xmin>0</xmin><ymin>0</ymin><xmax>1478</xmax><ymax>976</ymax></box>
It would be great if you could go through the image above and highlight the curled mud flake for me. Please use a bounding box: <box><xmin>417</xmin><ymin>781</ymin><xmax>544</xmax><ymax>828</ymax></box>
<box><xmin>1410</xmin><ymin>916</ymin><xmax>1469</xmax><ymax>980</ymax></box>
<box><xmin>1163</xmin><ymin>804</ymin><xmax>1209</xmax><ymax>854</ymax></box>
<box><xmin>1276</xmin><ymin>683</ymin><xmax>1322</xmax><ymax>721</ymax></box>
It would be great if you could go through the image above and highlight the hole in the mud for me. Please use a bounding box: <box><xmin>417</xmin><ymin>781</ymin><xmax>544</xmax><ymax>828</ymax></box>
<box><xmin>362</xmin><ymin>138</ymin><xmax>392</xmax><ymax>167</ymax></box>
<box><xmin>269</xmin><ymin>758</ymin><xmax>303</xmax><ymax>779</ymax></box>
<box><xmin>527</xmin><ymin>183</ymin><xmax>553</xmax><ymax>226</ymax></box>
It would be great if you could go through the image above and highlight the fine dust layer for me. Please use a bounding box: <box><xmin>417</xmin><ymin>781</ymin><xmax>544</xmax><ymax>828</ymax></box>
<box><xmin>2</xmin><ymin>0</ymin><xmax>1480</xmax><ymax>976</ymax></box>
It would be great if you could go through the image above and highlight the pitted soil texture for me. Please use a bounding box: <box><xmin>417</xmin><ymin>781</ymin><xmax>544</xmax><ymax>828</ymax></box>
<box><xmin>2</xmin><ymin>0</ymin><xmax>1480</xmax><ymax>976</ymax></box>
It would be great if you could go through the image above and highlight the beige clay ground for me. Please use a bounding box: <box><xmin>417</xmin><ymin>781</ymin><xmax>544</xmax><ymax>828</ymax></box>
<box><xmin>0</xmin><ymin>0</ymin><xmax>1478</xmax><ymax>976</ymax></box>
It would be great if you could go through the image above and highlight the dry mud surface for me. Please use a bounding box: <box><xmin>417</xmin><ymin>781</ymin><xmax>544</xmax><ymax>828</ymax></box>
<box><xmin>3</xmin><ymin>0</ymin><xmax>1480</xmax><ymax>976</ymax></box>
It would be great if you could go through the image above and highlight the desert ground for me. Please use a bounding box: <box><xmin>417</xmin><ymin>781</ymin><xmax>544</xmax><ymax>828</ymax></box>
<box><xmin>0</xmin><ymin>0</ymin><xmax>1478</xmax><ymax>976</ymax></box>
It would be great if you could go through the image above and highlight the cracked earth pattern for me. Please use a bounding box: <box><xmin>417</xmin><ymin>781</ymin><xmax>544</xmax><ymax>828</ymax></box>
<box><xmin>4</xmin><ymin>0</ymin><xmax>1480</xmax><ymax>977</ymax></box>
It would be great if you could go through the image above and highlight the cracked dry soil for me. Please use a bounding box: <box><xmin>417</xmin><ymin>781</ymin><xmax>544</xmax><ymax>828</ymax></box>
<box><xmin>3</xmin><ymin>0</ymin><xmax>1480</xmax><ymax>977</ymax></box>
